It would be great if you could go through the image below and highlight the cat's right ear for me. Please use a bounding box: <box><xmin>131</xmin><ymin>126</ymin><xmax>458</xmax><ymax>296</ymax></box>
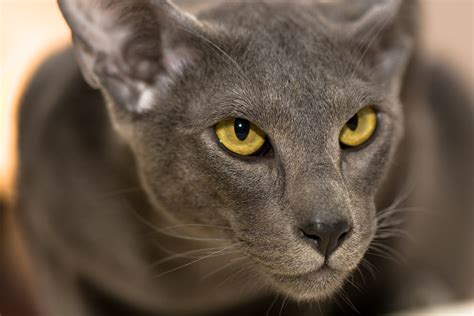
<box><xmin>58</xmin><ymin>0</ymin><xmax>203</xmax><ymax>113</ymax></box>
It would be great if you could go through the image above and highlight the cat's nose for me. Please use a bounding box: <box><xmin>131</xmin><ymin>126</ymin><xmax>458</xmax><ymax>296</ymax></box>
<box><xmin>300</xmin><ymin>219</ymin><xmax>351</xmax><ymax>257</ymax></box>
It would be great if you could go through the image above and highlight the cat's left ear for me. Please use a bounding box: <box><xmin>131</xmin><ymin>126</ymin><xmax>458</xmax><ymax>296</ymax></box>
<box><xmin>59</xmin><ymin>0</ymin><xmax>202</xmax><ymax>113</ymax></box>
<box><xmin>319</xmin><ymin>0</ymin><xmax>418</xmax><ymax>85</ymax></box>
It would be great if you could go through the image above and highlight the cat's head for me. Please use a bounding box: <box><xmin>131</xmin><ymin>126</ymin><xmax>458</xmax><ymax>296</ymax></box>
<box><xmin>59</xmin><ymin>0</ymin><xmax>416</xmax><ymax>301</ymax></box>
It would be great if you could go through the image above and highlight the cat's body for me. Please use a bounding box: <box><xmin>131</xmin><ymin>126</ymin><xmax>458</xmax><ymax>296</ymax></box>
<box><xmin>17</xmin><ymin>48</ymin><xmax>270</xmax><ymax>316</ymax></box>
<box><xmin>15</xmin><ymin>1</ymin><xmax>473</xmax><ymax>315</ymax></box>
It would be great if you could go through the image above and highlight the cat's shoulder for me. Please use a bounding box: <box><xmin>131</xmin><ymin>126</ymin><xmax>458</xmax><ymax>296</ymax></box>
<box><xmin>17</xmin><ymin>47</ymin><xmax>110</xmax><ymax>174</ymax></box>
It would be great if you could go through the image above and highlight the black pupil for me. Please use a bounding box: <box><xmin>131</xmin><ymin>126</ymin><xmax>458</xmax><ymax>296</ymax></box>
<box><xmin>234</xmin><ymin>118</ymin><xmax>251</xmax><ymax>141</ymax></box>
<box><xmin>346</xmin><ymin>114</ymin><xmax>359</xmax><ymax>131</ymax></box>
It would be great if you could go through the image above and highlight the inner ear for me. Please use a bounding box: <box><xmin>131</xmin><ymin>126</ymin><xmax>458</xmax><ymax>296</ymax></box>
<box><xmin>59</xmin><ymin>0</ymin><xmax>202</xmax><ymax>113</ymax></box>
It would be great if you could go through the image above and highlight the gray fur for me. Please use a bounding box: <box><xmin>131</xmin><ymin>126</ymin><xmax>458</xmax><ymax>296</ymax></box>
<box><xmin>15</xmin><ymin>0</ymin><xmax>472</xmax><ymax>315</ymax></box>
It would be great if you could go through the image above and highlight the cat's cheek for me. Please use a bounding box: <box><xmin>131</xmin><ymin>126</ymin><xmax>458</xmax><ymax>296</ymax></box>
<box><xmin>124</xmin><ymin>133</ymin><xmax>225</xmax><ymax>228</ymax></box>
<box><xmin>340</xmin><ymin>112</ymin><xmax>399</xmax><ymax>196</ymax></box>
<box><xmin>196</xmin><ymin>129</ymin><xmax>279</xmax><ymax>199</ymax></box>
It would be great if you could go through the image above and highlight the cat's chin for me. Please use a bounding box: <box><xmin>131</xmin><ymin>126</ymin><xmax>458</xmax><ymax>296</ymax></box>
<box><xmin>267</xmin><ymin>266</ymin><xmax>350</xmax><ymax>302</ymax></box>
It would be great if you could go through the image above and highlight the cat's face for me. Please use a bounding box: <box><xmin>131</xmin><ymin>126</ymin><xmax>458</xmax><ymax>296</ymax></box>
<box><xmin>60</xmin><ymin>0</ymin><xmax>415</xmax><ymax>301</ymax></box>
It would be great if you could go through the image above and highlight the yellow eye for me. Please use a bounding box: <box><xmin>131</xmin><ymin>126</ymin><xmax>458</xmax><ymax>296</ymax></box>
<box><xmin>340</xmin><ymin>106</ymin><xmax>377</xmax><ymax>147</ymax></box>
<box><xmin>215</xmin><ymin>118</ymin><xmax>266</xmax><ymax>156</ymax></box>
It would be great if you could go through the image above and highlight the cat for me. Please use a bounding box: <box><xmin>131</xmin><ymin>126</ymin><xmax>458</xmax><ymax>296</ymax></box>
<box><xmin>14</xmin><ymin>0</ymin><xmax>473</xmax><ymax>315</ymax></box>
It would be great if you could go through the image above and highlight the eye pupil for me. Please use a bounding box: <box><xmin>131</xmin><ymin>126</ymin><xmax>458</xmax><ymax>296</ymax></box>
<box><xmin>346</xmin><ymin>114</ymin><xmax>359</xmax><ymax>131</ymax></box>
<box><xmin>234</xmin><ymin>118</ymin><xmax>251</xmax><ymax>141</ymax></box>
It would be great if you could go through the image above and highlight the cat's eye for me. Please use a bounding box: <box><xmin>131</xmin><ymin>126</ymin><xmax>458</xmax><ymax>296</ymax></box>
<box><xmin>215</xmin><ymin>118</ymin><xmax>266</xmax><ymax>156</ymax></box>
<box><xmin>339</xmin><ymin>106</ymin><xmax>377</xmax><ymax>148</ymax></box>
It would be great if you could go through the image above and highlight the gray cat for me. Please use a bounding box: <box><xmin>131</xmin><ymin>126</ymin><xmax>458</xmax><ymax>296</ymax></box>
<box><xmin>15</xmin><ymin>0</ymin><xmax>473</xmax><ymax>315</ymax></box>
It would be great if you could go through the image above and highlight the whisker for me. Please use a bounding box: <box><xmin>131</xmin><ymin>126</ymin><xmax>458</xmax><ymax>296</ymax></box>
<box><xmin>265</xmin><ymin>295</ymin><xmax>280</xmax><ymax>316</ymax></box>
<box><xmin>156</xmin><ymin>223</ymin><xmax>233</xmax><ymax>231</ymax></box>
<box><xmin>152</xmin><ymin>244</ymin><xmax>238</xmax><ymax>279</ymax></box>
<box><xmin>132</xmin><ymin>210</ymin><xmax>232</xmax><ymax>243</ymax></box>
<box><xmin>345</xmin><ymin>276</ymin><xmax>362</xmax><ymax>292</ymax></box>
<box><xmin>215</xmin><ymin>261</ymin><xmax>253</xmax><ymax>290</ymax></box>
<box><xmin>376</xmin><ymin>169</ymin><xmax>419</xmax><ymax>223</ymax></box>
<box><xmin>387</xmin><ymin>175</ymin><xmax>417</xmax><ymax>210</ymax></box>
<box><xmin>150</xmin><ymin>237</ymin><xmax>207</xmax><ymax>258</ymax></box>
<box><xmin>360</xmin><ymin>257</ymin><xmax>377</xmax><ymax>280</ymax></box>
<box><xmin>200</xmin><ymin>256</ymin><xmax>246</xmax><ymax>280</ymax></box>
<box><xmin>317</xmin><ymin>300</ymin><xmax>324</xmax><ymax>316</ymax></box>
<box><xmin>150</xmin><ymin>246</ymin><xmax>239</xmax><ymax>268</ymax></box>
<box><xmin>330</xmin><ymin>291</ymin><xmax>345</xmax><ymax>312</ymax></box>
<box><xmin>354</xmin><ymin>265</ymin><xmax>366</xmax><ymax>285</ymax></box>
<box><xmin>366</xmin><ymin>248</ymin><xmax>402</xmax><ymax>265</ymax></box>
<box><xmin>377</xmin><ymin>218</ymin><xmax>406</xmax><ymax>229</ymax></box>
<box><xmin>238</xmin><ymin>265</ymin><xmax>267</xmax><ymax>296</ymax></box>
<box><xmin>369</xmin><ymin>242</ymin><xmax>405</xmax><ymax>263</ymax></box>
<box><xmin>375</xmin><ymin>228</ymin><xmax>413</xmax><ymax>241</ymax></box>
<box><xmin>338</xmin><ymin>287</ymin><xmax>359</xmax><ymax>314</ymax></box>
<box><xmin>377</xmin><ymin>206</ymin><xmax>428</xmax><ymax>222</ymax></box>
<box><xmin>279</xmin><ymin>295</ymin><xmax>289</xmax><ymax>316</ymax></box>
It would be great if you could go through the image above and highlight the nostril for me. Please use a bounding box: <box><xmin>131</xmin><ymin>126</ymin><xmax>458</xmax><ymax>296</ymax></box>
<box><xmin>337</xmin><ymin>231</ymin><xmax>349</xmax><ymax>247</ymax></box>
<box><xmin>301</xmin><ymin>230</ymin><xmax>321</xmax><ymax>244</ymax></box>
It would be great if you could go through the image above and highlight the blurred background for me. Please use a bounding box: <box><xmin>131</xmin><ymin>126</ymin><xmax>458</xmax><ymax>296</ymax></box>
<box><xmin>0</xmin><ymin>0</ymin><xmax>473</xmax><ymax>315</ymax></box>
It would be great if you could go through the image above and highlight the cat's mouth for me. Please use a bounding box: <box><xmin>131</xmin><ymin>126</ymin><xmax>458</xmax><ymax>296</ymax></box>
<box><xmin>266</xmin><ymin>264</ymin><xmax>349</xmax><ymax>301</ymax></box>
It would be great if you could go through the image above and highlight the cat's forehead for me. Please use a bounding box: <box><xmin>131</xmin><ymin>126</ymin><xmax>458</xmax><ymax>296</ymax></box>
<box><xmin>178</xmin><ymin>0</ymin><xmax>399</xmax><ymax>140</ymax></box>
<box><xmin>201</xmin><ymin>1</ymin><xmax>335</xmax><ymax>42</ymax></box>
<box><xmin>200</xmin><ymin>5</ymin><xmax>370</xmax><ymax>117</ymax></box>
<box><xmin>199</xmin><ymin>1</ymin><xmax>371</xmax><ymax>96</ymax></box>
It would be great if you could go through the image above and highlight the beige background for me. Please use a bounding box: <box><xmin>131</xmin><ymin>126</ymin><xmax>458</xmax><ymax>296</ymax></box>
<box><xmin>1</xmin><ymin>0</ymin><xmax>473</xmax><ymax>195</ymax></box>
